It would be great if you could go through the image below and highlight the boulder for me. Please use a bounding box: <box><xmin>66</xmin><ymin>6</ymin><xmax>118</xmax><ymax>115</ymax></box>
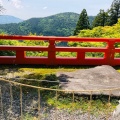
<box><xmin>57</xmin><ymin>65</ymin><xmax>120</xmax><ymax>96</ymax></box>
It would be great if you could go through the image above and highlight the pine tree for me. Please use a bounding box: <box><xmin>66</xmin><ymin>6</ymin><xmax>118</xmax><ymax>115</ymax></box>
<box><xmin>107</xmin><ymin>0</ymin><xmax>120</xmax><ymax>26</ymax></box>
<box><xmin>92</xmin><ymin>9</ymin><xmax>109</xmax><ymax>28</ymax></box>
<box><xmin>74</xmin><ymin>9</ymin><xmax>90</xmax><ymax>35</ymax></box>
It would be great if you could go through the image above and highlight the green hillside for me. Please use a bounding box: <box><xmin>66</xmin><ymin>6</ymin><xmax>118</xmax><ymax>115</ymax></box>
<box><xmin>0</xmin><ymin>12</ymin><xmax>95</xmax><ymax>36</ymax></box>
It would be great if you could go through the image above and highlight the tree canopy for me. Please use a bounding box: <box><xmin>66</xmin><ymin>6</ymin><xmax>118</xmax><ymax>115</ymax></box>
<box><xmin>92</xmin><ymin>9</ymin><xmax>109</xmax><ymax>28</ymax></box>
<box><xmin>77</xmin><ymin>19</ymin><xmax>120</xmax><ymax>38</ymax></box>
<box><xmin>73</xmin><ymin>9</ymin><xmax>90</xmax><ymax>35</ymax></box>
<box><xmin>0</xmin><ymin>12</ymin><xmax>83</xmax><ymax>36</ymax></box>
<box><xmin>107</xmin><ymin>0</ymin><xmax>120</xmax><ymax>26</ymax></box>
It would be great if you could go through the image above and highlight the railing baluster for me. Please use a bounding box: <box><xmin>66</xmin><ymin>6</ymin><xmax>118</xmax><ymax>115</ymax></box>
<box><xmin>106</xmin><ymin>91</ymin><xmax>112</xmax><ymax>120</ymax></box>
<box><xmin>88</xmin><ymin>91</ymin><xmax>92</xmax><ymax>120</ymax></box>
<box><xmin>38</xmin><ymin>88</ymin><xmax>41</xmax><ymax>120</ymax></box>
<box><xmin>55</xmin><ymin>90</ymin><xmax>58</xmax><ymax>120</ymax></box>
<box><xmin>0</xmin><ymin>86</ymin><xmax>3</xmax><ymax>119</ymax></box>
<box><xmin>9</xmin><ymin>83</ymin><xmax>13</xmax><ymax>119</ymax></box>
<box><xmin>20</xmin><ymin>85</ymin><xmax>23</xmax><ymax>120</ymax></box>
<box><xmin>71</xmin><ymin>91</ymin><xmax>75</xmax><ymax>120</ymax></box>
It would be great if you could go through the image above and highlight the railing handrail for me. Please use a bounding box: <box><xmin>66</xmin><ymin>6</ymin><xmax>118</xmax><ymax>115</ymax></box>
<box><xmin>0</xmin><ymin>35</ymin><xmax>118</xmax><ymax>42</ymax></box>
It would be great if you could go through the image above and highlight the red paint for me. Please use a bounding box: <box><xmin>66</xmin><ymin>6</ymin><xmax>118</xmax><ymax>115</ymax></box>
<box><xmin>0</xmin><ymin>35</ymin><xmax>119</xmax><ymax>66</ymax></box>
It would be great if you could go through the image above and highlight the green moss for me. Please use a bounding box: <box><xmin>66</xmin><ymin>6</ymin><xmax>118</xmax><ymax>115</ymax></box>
<box><xmin>47</xmin><ymin>94</ymin><xmax>118</xmax><ymax>116</ymax></box>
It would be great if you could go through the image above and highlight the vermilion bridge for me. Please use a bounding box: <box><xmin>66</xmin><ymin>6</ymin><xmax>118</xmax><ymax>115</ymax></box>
<box><xmin>0</xmin><ymin>35</ymin><xmax>120</xmax><ymax>66</ymax></box>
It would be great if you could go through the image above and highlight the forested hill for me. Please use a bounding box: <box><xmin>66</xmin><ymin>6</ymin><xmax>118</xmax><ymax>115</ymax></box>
<box><xmin>0</xmin><ymin>12</ymin><xmax>95</xmax><ymax>36</ymax></box>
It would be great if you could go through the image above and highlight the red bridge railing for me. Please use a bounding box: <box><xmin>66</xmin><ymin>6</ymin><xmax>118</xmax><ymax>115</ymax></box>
<box><xmin>0</xmin><ymin>35</ymin><xmax>120</xmax><ymax>66</ymax></box>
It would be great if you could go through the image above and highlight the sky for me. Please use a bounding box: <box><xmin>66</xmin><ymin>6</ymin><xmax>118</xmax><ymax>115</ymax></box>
<box><xmin>0</xmin><ymin>0</ymin><xmax>114</xmax><ymax>20</ymax></box>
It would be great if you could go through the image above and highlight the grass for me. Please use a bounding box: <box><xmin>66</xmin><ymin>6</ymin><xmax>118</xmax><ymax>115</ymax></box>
<box><xmin>47</xmin><ymin>93</ymin><xmax>119</xmax><ymax>115</ymax></box>
<box><xmin>23</xmin><ymin>114</ymin><xmax>38</xmax><ymax>120</ymax></box>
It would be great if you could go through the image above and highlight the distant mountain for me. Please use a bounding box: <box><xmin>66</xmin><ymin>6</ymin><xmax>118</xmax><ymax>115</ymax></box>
<box><xmin>0</xmin><ymin>15</ymin><xmax>23</xmax><ymax>24</ymax></box>
<box><xmin>0</xmin><ymin>12</ymin><xmax>95</xmax><ymax>36</ymax></box>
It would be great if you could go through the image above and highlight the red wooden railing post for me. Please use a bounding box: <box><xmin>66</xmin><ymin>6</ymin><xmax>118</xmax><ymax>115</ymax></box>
<box><xmin>77</xmin><ymin>52</ymin><xmax>85</xmax><ymax>64</ymax></box>
<box><xmin>107</xmin><ymin>39</ymin><xmax>115</xmax><ymax>65</ymax></box>
<box><xmin>16</xmin><ymin>51</ymin><xmax>26</xmax><ymax>64</ymax></box>
<box><xmin>48</xmin><ymin>40</ymin><xmax>56</xmax><ymax>65</ymax></box>
<box><xmin>104</xmin><ymin>42</ymin><xmax>109</xmax><ymax>60</ymax></box>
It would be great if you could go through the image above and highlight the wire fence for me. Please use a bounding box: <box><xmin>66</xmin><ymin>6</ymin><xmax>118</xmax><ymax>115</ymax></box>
<box><xmin>0</xmin><ymin>78</ymin><xmax>120</xmax><ymax>120</ymax></box>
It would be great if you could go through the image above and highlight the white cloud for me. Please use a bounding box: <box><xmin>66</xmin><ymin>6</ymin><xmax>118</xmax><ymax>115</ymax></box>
<box><xmin>0</xmin><ymin>0</ymin><xmax>3</xmax><ymax>5</ymax></box>
<box><xmin>11</xmin><ymin>0</ymin><xmax>23</xmax><ymax>9</ymax></box>
<box><xmin>43</xmin><ymin>6</ymin><xmax>47</xmax><ymax>10</ymax></box>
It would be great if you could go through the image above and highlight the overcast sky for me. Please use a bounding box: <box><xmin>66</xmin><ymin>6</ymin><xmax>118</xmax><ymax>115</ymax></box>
<box><xmin>0</xmin><ymin>0</ymin><xmax>113</xmax><ymax>20</ymax></box>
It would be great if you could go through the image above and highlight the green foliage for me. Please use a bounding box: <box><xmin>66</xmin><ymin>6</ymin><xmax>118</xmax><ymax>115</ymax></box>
<box><xmin>56</xmin><ymin>52</ymin><xmax>76</xmax><ymax>57</ymax></box>
<box><xmin>45</xmin><ymin>74</ymin><xmax>57</xmax><ymax>81</ymax></box>
<box><xmin>0</xmin><ymin>12</ymin><xmax>79</xmax><ymax>36</ymax></box>
<box><xmin>23</xmin><ymin>114</ymin><xmax>37</xmax><ymax>120</ymax></box>
<box><xmin>68</xmin><ymin>40</ymin><xmax>106</xmax><ymax>58</ymax></box>
<box><xmin>47</xmin><ymin>93</ymin><xmax>117</xmax><ymax>115</ymax></box>
<box><xmin>91</xmin><ymin>0</ymin><xmax>120</xmax><ymax>28</ymax></box>
<box><xmin>0</xmin><ymin>37</ymin><xmax>23</xmax><ymax>56</ymax></box>
<box><xmin>22</xmin><ymin>40</ymin><xmax>49</xmax><ymax>46</ymax></box>
<box><xmin>70</xmin><ymin>19</ymin><xmax>120</xmax><ymax>57</ymax></box>
<box><xmin>74</xmin><ymin>9</ymin><xmax>90</xmax><ymax>35</ymax></box>
<box><xmin>24</xmin><ymin>73</ymin><xmax>57</xmax><ymax>81</ymax></box>
<box><xmin>68</xmin><ymin>40</ymin><xmax>105</xmax><ymax>47</ymax></box>
<box><xmin>92</xmin><ymin>9</ymin><xmax>109</xmax><ymax>28</ymax></box>
<box><xmin>0</xmin><ymin>12</ymin><xmax>95</xmax><ymax>36</ymax></box>
<box><xmin>22</xmin><ymin>73</ymin><xmax>58</xmax><ymax>88</ymax></box>
<box><xmin>72</xmin><ymin>19</ymin><xmax>120</xmax><ymax>57</ymax></box>
<box><xmin>107</xmin><ymin>0</ymin><xmax>120</xmax><ymax>26</ymax></box>
<box><xmin>2</xmin><ymin>16</ymin><xmax>120</xmax><ymax>58</ymax></box>
<box><xmin>0</xmin><ymin>33</ymin><xmax>49</xmax><ymax>56</ymax></box>
<box><xmin>77</xmin><ymin>19</ymin><xmax>120</xmax><ymax>38</ymax></box>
